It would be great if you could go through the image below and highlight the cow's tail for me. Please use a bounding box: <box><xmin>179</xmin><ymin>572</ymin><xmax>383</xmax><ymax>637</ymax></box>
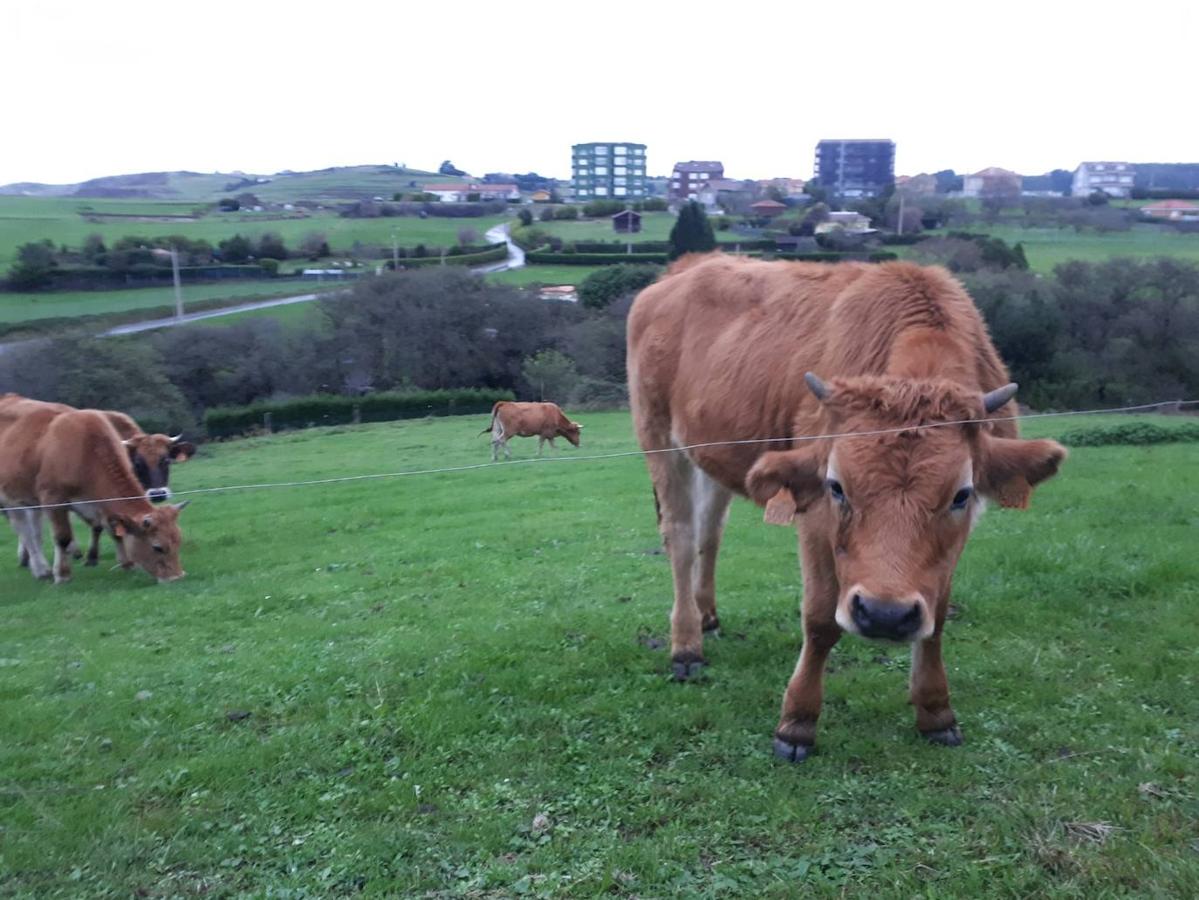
<box><xmin>478</xmin><ymin>401</ymin><xmax>503</xmax><ymax>437</ymax></box>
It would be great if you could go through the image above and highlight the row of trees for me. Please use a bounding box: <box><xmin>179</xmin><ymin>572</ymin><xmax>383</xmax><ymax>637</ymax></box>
<box><xmin>2</xmin><ymin>257</ymin><xmax>1194</xmax><ymax>433</ymax></box>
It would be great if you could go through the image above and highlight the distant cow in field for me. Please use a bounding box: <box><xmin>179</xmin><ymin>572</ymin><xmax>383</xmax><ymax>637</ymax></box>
<box><xmin>480</xmin><ymin>401</ymin><xmax>583</xmax><ymax>461</ymax></box>
<box><xmin>627</xmin><ymin>255</ymin><xmax>1065</xmax><ymax>761</ymax></box>
<box><xmin>1</xmin><ymin>397</ymin><xmax>191</xmax><ymax>580</ymax></box>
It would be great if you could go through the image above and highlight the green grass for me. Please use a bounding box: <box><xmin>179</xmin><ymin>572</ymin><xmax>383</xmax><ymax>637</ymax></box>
<box><xmin>917</xmin><ymin>223</ymin><xmax>1199</xmax><ymax>273</ymax></box>
<box><xmin>0</xmin><ymin>196</ymin><xmax>510</xmax><ymax>270</ymax></box>
<box><xmin>181</xmin><ymin>299</ymin><xmax>328</xmax><ymax>330</ymax></box>
<box><xmin>533</xmin><ymin>212</ymin><xmax>750</xmax><ymax>245</ymax></box>
<box><xmin>2</xmin><ymin>411</ymin><xmax>1196</xmax><ymax>896</ymax></box>
<box><xmin>486</xmin><ymin>265</ymin><xmax>605</xmax><ymax>287</ymax></box>
<box><xmin>0</xmin><ymin>281</ymin><xmax>333</xmax><ymax>324</ymax></box>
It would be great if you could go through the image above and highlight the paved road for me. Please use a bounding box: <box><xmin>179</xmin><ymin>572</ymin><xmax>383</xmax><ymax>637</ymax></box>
<box><xmin>477</xmin><ymin>222</ymin><xmax>525</xmax><ymax>273</ymax></box>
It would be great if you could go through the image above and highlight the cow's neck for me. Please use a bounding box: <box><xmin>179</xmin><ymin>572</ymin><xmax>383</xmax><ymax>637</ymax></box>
<box><xmin>884</xmin><ymin>326</ymin><xmax>978</xmax><ymax>389</ymax></box>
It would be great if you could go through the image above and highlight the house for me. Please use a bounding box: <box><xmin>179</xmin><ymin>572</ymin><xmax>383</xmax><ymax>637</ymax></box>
<box><xmin>755</xmin><ymin>177</ymin><xmax>809</xmax><ymax>197</ymax></box>
<box><xmin>538</xmin><ymin>285</ymin><xmax>579</xmax><ymax>302</ymax></box>
<box><xmin>612</xmin><ymin>209</ymin><xmax>642</xmax><ymax>234</ymax></box>
<box><xmin>572</xmin><ymin>142</ymin><xmax>648</xmax><ymax>200</ymax></box>
<box><xmin>895</xmin><ymin>173</ymin><xmax>937</xmax><ymax>196</ymax></box>
<box><xmin>813</xmin><ymin>139</ymin><xmax>895</xmax><ymax>198</ymax></box>
<box><xmin>696</xmin><ymin>178</ymin><xmax>755</xmax><ymax>214</ymax></box>
<box><xmin>529</xmin><ymin>189</ymin><xmax>553</xmax><ymax>203</ymax></box>
<box><xmin>1141</xmin><ymin>199</ymin><xmax>1199</xmax><ymax>221</ymax></box>
<box><xmin>1072</xmin><ymin>162</ymin><xmax>1134</xmax><ymax>198</ymax></box>
<box><xmin>669</xmin><ymin>161</ymin><xmax>724</xmax><ymax>202</ymax></box>
<box><xmin>424</xmin><ymin>183</ymin><xmax>520</xmax><ymax>202</ymax></box>
<box><xmin>815</xmin><ymin>211</ymin><xmax>873</xmax><ymax>234</ymax></box>
<box><xmin>961</xmin><ymin>167</ymin><xmax>1023</xmax><ymax>199</ymax></box>
<box><xmin>749</xmin><ymin>199</ymin><xmax>787</xmax><ymax>218</ymax></box>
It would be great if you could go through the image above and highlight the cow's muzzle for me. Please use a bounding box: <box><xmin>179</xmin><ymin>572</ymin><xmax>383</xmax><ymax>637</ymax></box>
<box><xmin>146</xmin><ymin>488</ymin><xmax>171</xmax><ymax>503</ymax></box>
<box><xmin>849</xmin><ymin>592</ymin><xmax>924</xmax><ymax>642</ymax></box>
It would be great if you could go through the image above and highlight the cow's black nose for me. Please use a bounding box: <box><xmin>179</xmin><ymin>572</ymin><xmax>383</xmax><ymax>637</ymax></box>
<box><xmin>147</xmin><ymin>488</ymin><xmax>170</xmax><ymax>503</ymax></box>
<box><xmin>851</xmin><ymin>593</ymin><xmax>922</xmax><ymax>640</ymax></box>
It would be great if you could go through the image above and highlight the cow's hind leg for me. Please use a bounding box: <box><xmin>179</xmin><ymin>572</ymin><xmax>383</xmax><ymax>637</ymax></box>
<box><xmin>86</xmin><ymin>524</ymin><xmax>103</xmax><ymax>566</ymax></box>
<box><xmin>694</xmin><ymin>476</ymin><xmax>731</xmax><ymax>634</ymax></box>
<box><xmin>911</xmin><ymin>628</ymin><xmax>962</xmax><ymax>746</ymax></box>
<box><xmin>10</xmin><ymin>509</ymin><xmax>52</xmax><ymax>581</ymax></box>
<box><xmin>646</xmin><ymin>450</ymin><xmax>707</xmax><ymax>680</ymax></box>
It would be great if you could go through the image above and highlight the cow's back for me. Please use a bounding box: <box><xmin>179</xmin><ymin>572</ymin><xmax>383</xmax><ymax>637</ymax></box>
<box><xmin>34</xmin><ymin>410</ymin><xmax>132</xmax><ymax>500</ymax></box>
<box><xmin>627</xmin><ymin>255</ymin><xmax>1014</xmax><ymax>493</ymax></box>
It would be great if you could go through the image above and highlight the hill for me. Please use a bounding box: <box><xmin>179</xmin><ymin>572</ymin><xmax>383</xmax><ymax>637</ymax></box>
<box><xmin>0</xmin><ymin>164</ymin><xmax>461</xmax><ymax>203</ymax></box>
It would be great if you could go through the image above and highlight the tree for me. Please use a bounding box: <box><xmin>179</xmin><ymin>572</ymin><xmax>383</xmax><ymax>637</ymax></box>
<box><xmin>933</xmin><ymin>170</ymin><xmax>963</xmax><ymax>193</ymax></box>
<box><xmin>457</xmin><ymin>227</ymin><xmax>479</xmax><ymax>246</ymax></box>
<box><xmin>300</xmin><ymin>232</ymin><xmax>329</xmax><ymax>261</ymax></box>
<box><xmin>796</xmin><ymin>202</ymin><xmax>830</xmax><ymax>236</ymax></box>
<box><xmin>7</xmin><ymin>240</ymin><xmax>57</xmax><ymax>290</ymax></box>
<box><xmin>521</xmin><ymin>350</ymin><xmax>578</xmax><ymax>402</ymax></box>
<box><xmin>218</xmin><ymin>197</ymin><xmax>240</xmax><ymax>211</ymax></box>
<box><xmin>82</xmin><ymin>233</ymin><xmax>107</xmax><ymax>264</ymax></box>
<box><xmin>517</xmin><ymin>208</ymin><xmax>533</xmax><ymax>227</ymax></box>
<box><xmin>668</xmin><ymin>201</ymin><xmax>716</xmax><ymax>260</ymax></box>
<box><xmin>803</xmin><ymin>180</ymin><xmax>828</xmax><ymax>204</ymax></box>
<box><xmin>218</xmin><ymin>234</ymin><xmax>253</xmax><ymax>263</ymax></box>
<box><xmin>257</xmin><ymin>232</ymin><xmax>288</xmax><ymax>260</ymax></box>
<box><xmin>438</xmin><ymin>160</ymin><xmax>467</xmax><ymax>177</ymax></box>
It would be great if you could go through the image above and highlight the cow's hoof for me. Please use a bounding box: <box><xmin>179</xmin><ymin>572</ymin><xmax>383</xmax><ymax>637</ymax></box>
<box><xmin>671</xmin><ymin>653</ymin><xmax>706</xmax><ymax>681</ymax></box>
<box><xmin>922</xmin><ymin>724</ymin><xmax>964</xmax><ymax>747</ymax></box>
<box><xmin>701</xmin><ymin>614</ymin><xmax>721</xmax><ymax>634</ymax></box>
<box><xmin>84</xmin><ymin>557</ymin><xmax>98</xmax><ymax>567</ymax></box>
<box><xmin>773</xmin><ymin>737</ymin><xmax>813</xmax><ymax>763</ymax></box>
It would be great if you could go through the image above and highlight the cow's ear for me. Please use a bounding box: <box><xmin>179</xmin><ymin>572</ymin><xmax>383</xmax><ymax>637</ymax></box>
<box><xmin>978</xmin><ymin>437</ymin><xmax>1067</xmax><ymax>509</ymax></box>
<box><xmin>746</xmin><ymin>449</ymin><xmax>824</xmax><ymax>526</ymax></box>
<box><xmin>169</xmin><ymin>441</ymin><xmax>196</xmax><ymax>462</ymax></box>
<box><xmin>107</xmin><ymin>514</ymin><xmax>131</xmax><ymax>538</ymax></box>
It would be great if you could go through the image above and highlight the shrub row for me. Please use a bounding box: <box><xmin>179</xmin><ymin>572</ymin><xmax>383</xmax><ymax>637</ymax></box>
<box><xmin>879</xmin><ymin>234</ymin><xmax>931</xmax><ymax>246</ymax></box>
<box><xmin>27</xmin><ymin>264</ymin><xmax>275</xmax><ymax>291</ymax></box>
<box><xmin>387</xmin><ymin>244</ymin><xmax>507</xmax><ymax>269</ymax></box>
<box><xmin>204</xmin><ymin>388</ymin><xmax>515</xmax><ymax>438</ymax></box>
<box><xmin>524</xmin><ymin>251</ymin><xmax>669</xmax><ymax>265</ymax></box>
<box><xmin>774</xmin><ymin>251</ymin><xmax>899</xmax><ymax>263</ymax></box>
<box><xmin>1058</xmin><ymin>421</ymin><xmax>1199</xmax><ymax>447</ymax></box>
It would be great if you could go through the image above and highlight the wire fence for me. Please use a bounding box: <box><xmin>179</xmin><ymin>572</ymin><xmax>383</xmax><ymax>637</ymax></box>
<box><xmin>1</xmin><ymin>399</ymin><xmax>1196</xmax><ymax>513</ymax></box>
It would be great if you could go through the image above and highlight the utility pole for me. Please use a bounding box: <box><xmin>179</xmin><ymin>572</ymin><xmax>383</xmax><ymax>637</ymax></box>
<box><xmin>392</xmin><ymin>232</ymin><xmax>399</xmax><ymax>272</ymax></box>
<box><xmin>171</xmin><ymin>246</ymin><xmax>183</xmax><ymax>319</ymax></box>
<box><xmin>897</xmin><ymin>194</ymin><xmax>905</xmax><ymax>237</ymax></box>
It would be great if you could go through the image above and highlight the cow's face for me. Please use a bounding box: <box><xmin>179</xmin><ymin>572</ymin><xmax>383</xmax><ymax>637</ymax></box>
<box><xmin>562</xmin><ymin>421</ymin><xmax>583</xmax><ymax>447</ymax></box>
<box><xmin>125</xmin><ymin>434</ymin><xmax>195</xmax><ymax>502</ymax></box>
<box><xmin>109</xmin><ymin>502</ymin><xmax>188</xmax><ymax>583</ymax></box>
<box><xmin>747</xmin><ymin>376</ymin><xmax>1065</xmax><ymax>642</ymax></box>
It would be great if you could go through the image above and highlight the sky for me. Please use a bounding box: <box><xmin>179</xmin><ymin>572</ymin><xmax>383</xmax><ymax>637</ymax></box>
<box><xmin>2</xmin><ymin>0</ymin><xmax>1195</xmax><ymax>186</ymax></box>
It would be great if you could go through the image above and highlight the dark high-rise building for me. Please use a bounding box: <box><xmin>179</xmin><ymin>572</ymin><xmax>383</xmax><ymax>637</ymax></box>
<box><xmin>813</xmin><ymin>139</ymin><xmax>895</xmax><ymax>199</ymax></box>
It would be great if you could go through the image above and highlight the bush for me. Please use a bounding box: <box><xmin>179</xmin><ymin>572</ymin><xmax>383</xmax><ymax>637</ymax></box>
<box><xmin>517</xmin><ymin>208</ymin><xmax>533</xmax><ymax>227</ymax></box>
<box><xmin>571</xmin><ymin>376</ymin><xmax>628</xmax><ymax>409</ymax></box>
<box><xmin>582</xmin><ymin>200</ymin><xmax>626</xmax><ymax>218</ymax></box>
<box><xmin>258</xmin><ymin>258</ymin><xmax>280</xmax><ymax>277</ymax></box>
<box><xmin>1059</xmin><ymin>421</ymin><xmax>1199</xmax><ymax>447</ymax></box>
<box><xmin>642</xmin><ymin>198</ymin><xmax>668</xmax><ymax>212</ymax></box>
<box><xmin>578</xmin><ymin>264</ymin><xmax>662</xmax><ymax>309</ymax></box>
<box><xmin>204</xmin><ymin>388</ymin><xmax>516</xmax><ymax>438</ymax></box>
<box><xmin>524</xmin><ymin>251</ymin><xmax>668</xmax><ymax>265</ymax></box>
<box><xmin>553</xmin><ymin>205</ymin><xmax>580</xmax><ymax>220</ymax></box>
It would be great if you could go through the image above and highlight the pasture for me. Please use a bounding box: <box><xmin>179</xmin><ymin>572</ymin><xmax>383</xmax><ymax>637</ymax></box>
<box><xmin>486</xmin><ymin>265</ymin><xmax>605</xmax><ymax>287</ymax></box>
<box><xmin>2</xmin><ymin>410</ymin><xmax>1196</xmax><ymax>896</ymax></box>
<box><xmin>0</xmin><ymin>196</ymin><xmax>510</xmax><ymax>270</ymax></box>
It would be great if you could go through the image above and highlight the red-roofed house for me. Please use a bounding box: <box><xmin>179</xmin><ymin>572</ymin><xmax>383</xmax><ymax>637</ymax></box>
<box><xmin>750</xmin><ymin>199</ymin><xmax>787</xmax><ymax>217</ymax></box>
<box><xmin>961</xmin><ymin>167</ymin><xmax>1022</xmax><ymax>198</ymax></box>
<box><xmin>1142</xmin><ymin>199</ymin><xmax>1199</xmax><ymax>220</ymax></box>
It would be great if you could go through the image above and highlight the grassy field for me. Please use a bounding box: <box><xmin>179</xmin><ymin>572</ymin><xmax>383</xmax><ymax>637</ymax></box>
<box><xmin>180</xmin><ymin>298</ymin><xmax>328</xmax><ymax>330</ymax></box>
<box><xmin>532</xmin><ymin>212</ymin><xmax>753</xmax><ymax>245</ymax></box>
<box><xmin>919</xmin><ymin>223</ymin><xmax>1199</xmax><ymax>273</ymax></box>
<box><xmin>0</xmin><ymin>280</ymin><xmax>337</xmax><ymax>324</ymax></box>
<box><xmin>0</xmin><ymin>196</ymin><xmax>510</xmax><ymax>269</ymax></box>
<box><xmin>487</xmin><ymin>265</ymin><xmax>605</xmax><ymax>287</ymax></box>
<box><xmin>2</xmin><ymin>410</ymin><xmax>1196</xmax><ymax>896</ymax></box>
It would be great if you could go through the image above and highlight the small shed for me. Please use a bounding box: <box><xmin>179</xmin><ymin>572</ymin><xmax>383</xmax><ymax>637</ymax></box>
<box><xmin>612</xmin><ymin>208</ymin><xmax>642</xmax><ymax>234</ymax></box>
<box><xmin>750</xmin><ymin>199</ymin><xmax>787</xmax><ymax>218</ymax></box>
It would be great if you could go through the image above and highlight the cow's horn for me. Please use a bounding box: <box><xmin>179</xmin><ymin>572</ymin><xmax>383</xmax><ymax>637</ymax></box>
<box><xmin>169</xmin><ymin>433</ymin><xmax>184</xmax><ymax>443</ymax></box>
<box><xmin>804</xmin><ymin>372</ymin><xmax>831</xmax><ymax>402</ymax></box>
<box><xmin>121</xmin><ymin>438</ymin><xmax>134</xmax><ymax>446</ymax></box>
<box><xmin>172</xmin><ymin>499</ymin><xmax>190</xmax><ymax>512</ymax></box>
<box><xmin>982</xmin><ymin>383</ymin><xmax>1018</xmax><ymax>414</ymax></box>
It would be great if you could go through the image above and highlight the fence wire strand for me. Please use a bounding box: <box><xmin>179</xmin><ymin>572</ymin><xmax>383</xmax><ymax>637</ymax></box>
<box><xmin>2</xmin><ymin>399</ymin><xmax>1196</xmax><ymax>513</ymax></box>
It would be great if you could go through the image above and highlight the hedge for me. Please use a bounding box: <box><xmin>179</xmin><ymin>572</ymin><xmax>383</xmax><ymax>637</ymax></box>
<box><xmin>1058</xmin><ymin>421</ymin><xmax>1199</xmax><ymax>447</ymax></box>
<box><xmin>204</xmin><ymin>388</ymin><xmax>515</xmax><ymax>438</ymax></box>
<box><xmin>30</xmin><ymin>264</ymin><xmax>275</xmax><ymax>291</ymax></box>
<box><xmin>774</xmin><ymin>251</ymin><xmax>899</xmax><ymax>263</ymax></box>
<box><xmin>570</xmin><ymin>239</ymin><xmax>776</xmax><ymax>254</ymax></box>
<box><xmin>879</xmin><ymin>234</ymin><xmax>930</xmax><ymax>246</ymax></box>
<box><xmin>388</xmin><ymin>244</ymin><xmax>507</xmax><ymax>269</ymax></box>
<box><xmin>524</xmin><ymin>251</ymin><xmax>668</xmax><ymax>265</ymax></box>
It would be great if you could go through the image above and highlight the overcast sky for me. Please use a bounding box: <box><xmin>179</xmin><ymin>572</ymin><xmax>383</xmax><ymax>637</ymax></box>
<box><xmin>3</xmin><ymin>0</ymin><xmax>1195</xmax><ymax>186</ymax></box>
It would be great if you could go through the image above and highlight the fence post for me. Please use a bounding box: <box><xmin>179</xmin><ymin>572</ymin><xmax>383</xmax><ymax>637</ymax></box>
<box><xmin>352</xmin><ymin>404</ymin><xmax>361</xmax><ymax>425</ymax></box>
<box><xmin>264</xmin><ymin>412</ymin><xmax>273</xmax><ymax>434</ymax></box>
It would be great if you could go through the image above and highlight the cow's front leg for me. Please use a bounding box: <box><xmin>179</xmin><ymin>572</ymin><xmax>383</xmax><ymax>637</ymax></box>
<box><xmin>910</xmin><ymin>629</ymin><xmax>962</xmax><ymax>746</ymax></box>
<box><xmin>537</xmin><ymin>436</ymin><xmax>545</xmax><ymax>457</ymax></box>
<box><xmin>774</xmin><ymin>621</ymin><xmax>840</xmax><ymax>762</ymax></box>
<box><xmin>48</xmin><ymin>508</ymin><xmax>75</xmax><ymax>584</ymax></box>
<box><xmin>86</xmin><ymin>524</ymin><xmax>103</xmax><ymax>566</ymax></box>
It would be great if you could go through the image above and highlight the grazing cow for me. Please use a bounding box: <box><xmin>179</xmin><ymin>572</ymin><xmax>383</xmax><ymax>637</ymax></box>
<box><xmin>480</xmin><ymin>401</ymin><xmax>583</xmax><ymax>461</ymax></box>
<box><xmin>627</xmin><ymin>255</ymin><xmax>1065</xmax><ymax>761</ymax></box>
<box><xmin>0</xmin><ymin>408</ymin><xmax>188</xmax><ymax>584</ymax></box>
<box><xmin>0</xmin><ymin>395</ymin><xmax>194</xmax><ymax>566</ymax></box>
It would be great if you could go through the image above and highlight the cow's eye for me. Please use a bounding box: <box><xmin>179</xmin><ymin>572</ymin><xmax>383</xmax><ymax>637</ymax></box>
<box><xmin>951</xmin><ymin>487</ymin><xmax>973</xmax><ymax>510</ymax></box>
<box><xmin>152</xmin><ymin>544</ymin><xmax>165</xmax><ymax>554</ymax></box>
<box><xmin>827</xmin><ymin>479</ymin><xmax>845</xmax><ymax>503</ymax></box>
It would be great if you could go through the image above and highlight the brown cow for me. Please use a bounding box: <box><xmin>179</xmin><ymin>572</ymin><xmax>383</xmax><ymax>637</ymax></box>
<box><xmin>0</xmin><ymin>395</ymin><xmax>194</xmax><ymax>566</ymax></box>
<box><xmin>627</xmin><ymin>255</ymin><xmax>1065</xmax><ymax>761</ymax></box>
<box><xmin>0</xmin><ymin>407</ymin><xmax>188</xmax><ymax>583</ymax></box>
<box><xmin>480</xmin><ymin>401</ymin><xmax>582</xmax><ymax>461</ymax></box>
